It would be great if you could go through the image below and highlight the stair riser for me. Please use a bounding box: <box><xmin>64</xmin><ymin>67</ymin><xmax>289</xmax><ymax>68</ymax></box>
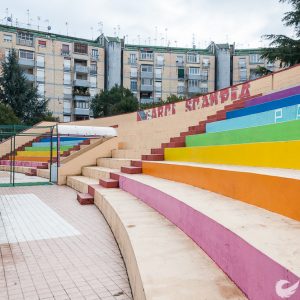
<box><xmin>82</xmin><ymin>168</ymin><xmax>111</xmax><ymax>180</ymax></box>
<box><xmin>97</xmin><ymin>158</ymin><xmax>132</xmax><ymax>169</ymax></box>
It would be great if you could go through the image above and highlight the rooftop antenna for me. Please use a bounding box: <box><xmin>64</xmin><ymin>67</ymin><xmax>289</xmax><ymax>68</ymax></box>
<box><xmin>7</xmin><ymin>15</ymin><xmax>12</xmax><ymax>26</ymax></box>
<box><xmin>154</xmin><ymin>26</ymin><xmax>158</xmax><ymax>46</ymax></box>
<box><xmin>192</xmin><ymin>33</ymin><xmax>196</xmax><ymax>48</ymax></box>
<box><xmin>148</xmin><ymin>37</ymin><xmax>151</xmax><ymax>45</ymax></box>
<box><xmin>15</xmin><ymin>18</ymin><xmax>18</xmax><ymax>27</ymax></box>
<box><xmin>161</xmin><ymin>37</ymin><xmax>164</xmax><ymax>46</ymax></box>
<box><xmin>5</xmin><ymin>8</ymin><xmax>8</xmax><ymax>25</ymax></box>
<box><xmin>45</xmin><ymin>19</ymin><xmax>51</xmax><ymax>33</ymax></box>
<box><xmin>165</xmin><ymin>28</ymin><xmax>168</xmax><ymax>46</ymax></box>
<box><xmin>137</xmin><ymin>34</ymin><xmax>140</xmax><ymax>45</ymax></box>
<box><xmin>98</xmin><ymin>21</ymin><xmax>103</xmax><ymax>35</ymax></box>
<box><xmin>113</xmin><ymin>27</ymin><xmax>117</xmax><ymax>37</ymax></box>
<box><xmin>175</xmin><ymin>40</ymin><xmax>178</xmax><ymax>47</ymax></box>
<box><xmin>65</xmin><ymin>21</ymin><xmax>69</xmax><ymax>36</ymax></box>
<box><xmin>37</xmin><ymin>16</ymin><xmax>41</xmax><ymax>31</ymax></box>
<box><xmin>90</xmin><ymin>26</ymin><xmax>94</xmax><ymax>39</ymax></box>
<box><xmin>117</xmin><ymin>25</ymin><xmax>120</xmax><ymax>37</ymax></box>
<box><xmin>27</xmin><ymin>9</ymin><xmax>30</xmax><ymax>28</ymax></box>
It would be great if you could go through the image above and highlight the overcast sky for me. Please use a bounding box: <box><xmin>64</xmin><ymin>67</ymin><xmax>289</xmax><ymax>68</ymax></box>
<box><xmin>0</xmin><ymin>0</ymin><xmax>295</xmax><ymax>49</ymax></box>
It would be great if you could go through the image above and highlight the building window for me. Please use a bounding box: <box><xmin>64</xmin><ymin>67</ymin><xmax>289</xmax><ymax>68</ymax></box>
<box><xmin>64</xmin><ymin>86</ymin><xmax>72</xmax><ymax>95</ymax></box>
<box><xmin>202</xmin><ymin>58</ymin><xmax>210</xmax><ymax>68</ymax></box>
<box><xmin>189</xmin><ymin>67</ymin><xmax>200</xmax><ymax>75</ymax></box>
<box><xmin>249</xmin><ymin>54</ymin><xmax>264</xmax><ymax>64</ymax></box>
<box><xmin>38</xmin><ymin>40</ymin><xmax>46</xmax><ymax>48</ymax></box>
<box><xmin>19</xmin><ymin>49</ymin><xmax>34</xmax><ymax>60</ymax></box>
<box><xmin>155</xmin><ymin>81</ymin><xmax>162</xmax><ymax>92</ymax></box>
<box><xmin>17</xmin><ymin>31</ymin><xmax>34</xmax><ymax>47</ymax></box>
<box><xmin>176</xmin><ymin>55</ymin><xmax>184</xmax><ymax>65</ymax></box>
<box><xmin>90</xmin><ymin>88</ymin><xmax>97</xmax><ymax>97</ymax></box>
<box><xmin>90</xmin><ymin>63</ymin><xmax>97</xmax><ymax>75</ymax></box>
<box><xmin>141</xmin><ymin>65</ymin><xmax>153</xmax><ymax>73</ymax></box>
<box><xmin>63</xmin><ymin>116</ymin><xmax>71</xmax><ymax>122</ymax></box>
<box><xmin>155</xmin><ymin>68</ymin><xmax>162</xmax><ymax>79</ymax></box>
<box><xmin>64</xmin><ymin>58</ymin><xmax>71</xmax><ymax>71</ymax></box>
<box><xmin>74</xmin><ymin>43</ymin><xmax>88</xmax><ymax>54</ymax></box>
<box><xmin>177</xmin><ymin>81</ymin><xmax>185</xmax><ymax>94</ymax></box>
<box><xmin>188</xmin><ymin>79</ymin><xmax>199</xmax><ymax>88</ymax></box>
<box><xmin>129</xmin><ymin>53</ymin><xmax>137</xmax><ymax>64</ymax></box>
<box><xmin>141</xmin><ymin>78</ymin><xmax>153</xmax><ymax>85</ymax></box>
<box><xmin>62</xmin><ymin>44</ymin><xmax>70</xmax><ymax>55</ymax></box>
<box><xmin>178</xmin><ymin>67</ymin><xmax>185</xmax><ymax>79</ymax></box>
<box><xmin>64</xmin><ymin>72</ymin><xmax>71</xmax><ymax>85</ymax></box>
<box><xmin>187</xmin><ymin>53</ymin><xmax>200</xmax><ymax>63</ymax></box>
<box><xmin>130</xmin><ymin>80</ymin><xmax>137</xmax><ymax>91</ymax></box>
<box><xmin>130</xmin><ymin>67</ymin><xmax>137</xmax><ymax>77</ymax></box>
<box><xmin>200</xmin><ymin>70</ymin><xmax>208</xmax><ymax>81</ymax></box>
<box><xmin>37</xmin><ymin>83</ymin><xmax>45</xmax><ymax>98</ymax></box>
<box><xmin>36</xmin><ymin>55</ymin><xmax>45</xmax><ymax>67</ymax></box>
<box><xmin>37</xmin><ymin>68</ymin><xmax>45</xmax><ymax>82</ymax></box>
<box><xmin>91</xmin><ymin>49</ymin><xmax>98</xmax><ymax>59</ymax></box>
<box><xmin>3</xmin><ymin>34</ymin><xmax>12</xmax><ymax>43</ymax></box>
<box><xmin>140</xmin><ymin>51</ymin><xmax>153</xmax><ymax>60</ymax></box>
<box><xmin>240</xmin><ymin>69</ymin><xmax>247</xmax><ymax>81</ymax></box>
<box><xmin>90</xmin><ymin>76</ymin><xmax>97</xmax><ymax>88</ymax></box>
<box><xmin>156</xmin><ymin>55</ymin><xmax>164</xmax><ymax>66</ymax></box>
<box><xmin>239</xmin><ymin>58</ymin><xmax>247</xmax><ymax>69</ymax></box>
<box><xmin>75</xmin><ymin>101</ymin><xmax>89</xmax><ymax>109</ymax></box>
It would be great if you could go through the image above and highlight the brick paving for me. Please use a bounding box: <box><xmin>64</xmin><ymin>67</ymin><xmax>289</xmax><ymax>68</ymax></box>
<box><xmin>0</xmin><ymin>185</ymin><xmax>132</xmax><ymax>300</ymax></box>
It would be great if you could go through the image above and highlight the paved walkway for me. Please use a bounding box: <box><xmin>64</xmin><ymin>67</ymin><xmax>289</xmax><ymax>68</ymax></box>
<box><xmin>0</xmin><ymin>171</ymin><xmax>49</xmax><ymax>185</ymax></box>
<box><xmin>0</xmin><ymin>185</ymin><xmax>132</xmax><ymax>300</ymax></box>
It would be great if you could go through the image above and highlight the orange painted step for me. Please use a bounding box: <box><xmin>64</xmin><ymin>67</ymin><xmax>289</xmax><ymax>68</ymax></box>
<box><xmin>14</xmin><ymin>156</ymin><xmax>50</xmax><ymax>162</ymax></box>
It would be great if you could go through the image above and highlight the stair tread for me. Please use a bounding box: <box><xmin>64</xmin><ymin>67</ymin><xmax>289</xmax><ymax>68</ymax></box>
<box><xmin>83</xmin><ymin>166</ymin><xmax>119</xmax><ymax>173</ymax></box>
<box><xmin>119</xmin><ymin>172</ymin><xmax>300</xmax><ymax>277</ymax></box>
<box><xmin>68</xmin><ymin>176</ymin><xmax>99</xmax><ymax>185</ymax></box>
<box><xmin>94</xmin><ymin>187</ymin><xmax>246</xmax><ymax>299</ymax></box>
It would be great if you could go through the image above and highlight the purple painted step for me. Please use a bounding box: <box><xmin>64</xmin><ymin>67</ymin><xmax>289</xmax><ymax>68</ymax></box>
<box><xmin>246</xmin><ymin>85</ymin><xmax>300</xmax><ymax>107</ymax></box>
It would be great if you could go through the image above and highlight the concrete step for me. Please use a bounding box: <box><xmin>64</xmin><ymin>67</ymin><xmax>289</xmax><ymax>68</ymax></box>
<box><xmin>97</xmin><ymin>158</ymin><xmax>132</xmax><ymax>169</ymax></box>
<box><xmin>111</xmin><ymin>149</ymin><xmax>144</xmax><ymax>159</ymax></box>
<box><xmin>118</xmin><ymin>172</ymin><xmax>300</xmax><ymax>300</ymax></box>
<box><xmin>82</xmin><ymin>166</ymin><xmax>118</xmax><ymax>180</ymax></box>
<box><xmin>67</xmin><ymin>176</ymin><xmax>99</xmax><ymax>193</ymax></box>
<box><xmin>93</xmin><ymin>187</ymin><xmax>246</xmax><ymax>300</ymax></box>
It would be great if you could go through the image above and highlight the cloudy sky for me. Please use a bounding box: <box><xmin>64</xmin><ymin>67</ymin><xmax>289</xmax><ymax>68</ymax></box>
<box><xmin>0</xmin><ymin>0</ymin><xmax>295</xmax><ymax>48</ymax></box>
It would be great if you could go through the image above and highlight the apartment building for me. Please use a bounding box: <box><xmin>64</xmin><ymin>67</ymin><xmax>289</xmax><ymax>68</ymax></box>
<box><xmin>123</xmin><ymin>45</ymin><xmax>215</xmax><ymax>103</ymax></box>
<box><xmin>232</xmin><ymin>49</ymin><xmax>281</xmax><ymax>85</ymax></box>
<box><xmin>0</xmin><ymin>24</ymin><xmax>105</xmax><ymax>122</ymax></box>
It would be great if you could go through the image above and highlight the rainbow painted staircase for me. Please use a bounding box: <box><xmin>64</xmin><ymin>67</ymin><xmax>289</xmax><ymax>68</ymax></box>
<box><xmin>65</xmin><ymin>84</ymin><xmax>300</xmax><ymax>299</ymax></box>
<box><xmin>0</xmin><ymin>136</ymin><xmax>91</xmax><ymax>178</ymax></box>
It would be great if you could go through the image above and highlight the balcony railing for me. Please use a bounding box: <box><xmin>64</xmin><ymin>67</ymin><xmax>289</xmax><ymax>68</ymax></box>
<box><xmin>17</xmin><ymin>38</ymin><xmax>34</xmax><ymax>47</ymax></box>
<box><xmin>61</xmin><ymin>50</ymin><xmax>71</xmax><ymax>57</ymax></box>
<box><xmin>19</xmin><ymin>58</ymin><xmax>35</xmax><ymax>67</ymax></box>
<box><xmin>63</xmin><ymin>107</ymin><xmax>72</xmax><ymax>114</ymax></box>
<box><xmin>188</xmin><ymin>86</ymin><xmax>201</xmax><ymax>93</ymax></box>
<box><xmin>90</xmin><ymin>54</ymin><xmax>99</xmax><ymax>61</ymax></box>
<box><xmin>74</xmin><ymin>108</ymin><xmax>90</xmax><ymax>115</ymax></box>
<box><xmin>177</xmin><ymin>86</ymin><xmax>185</xmax><ymax>94</ymax></box>
<box><xmin>140</xmin><ymin>84</ymin><xmax>153</xmax><ymax>92</ymax></box>
<box><xmin>187</xmin><ymin>73</ymin><xmax>201</xmax><ymax>80</ymax></box>
<box><xmin>75</xmin><ymin>65</ymin><xmax>89</xmax><ymax>73</ymax></box>
<box><xmin>140</xmin><ymin>98</ymin><xmax>154</xmax><ymax>104</ymax></box>
<box><xmin>64</xmin><ymin>94</ymin><xmax>73</xmax><ymax>100</ymax></box>
<box><xmin>24</xmin><ymin>74</ymin><xmax>35</xmax><ymax>82</ymax></box>
<box><xmin>74</xmin><ymin>95</ymin><xmax>90</xmax><ymax>101</ymax></box>
<box><xmin>128</xmin><ymin>58</ymin><xmax>137</xmax><ymax>65</ymax></box>
<box><xmin>74</xmin><ymin>79</ymin><xmax>90</xmax><ymax>87</ymax></box>
<box><xmin>140</xmin><ymin>71</ymin><xmax>153</xmax><ymax>78</ymax></box>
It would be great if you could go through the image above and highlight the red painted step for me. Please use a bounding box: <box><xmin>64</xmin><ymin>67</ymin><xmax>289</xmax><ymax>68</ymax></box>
<box><xmin>77</xmin><ymin>193</ymin><xmax>94</xmax><ymax>205</ymax></box>
<box><xmin>170</xmin><ymin>136</ymin><xmax>185</xmax><ymax>143</ymax></box>
<box><xmin>88</xmin><ymin>184</ymin><xmax>101</xmax><ymax>197</ymax></box>
<box><xmin>121</xmin><ymin>166</ymin><xmax>142</xmax><ymax>174</ymax></box>
<box><xmin>141</xmin><ymin>154</ymin><xmax>164</xmax><ymax>161</ymax></box>
<box><xmin>110</xmin><ymin>173</ymin><xmax>120</xmax><ymax>180</ymax></box>
<box><xmin>131</xmin><ymin>160</ymin><xmax>142</xmax><ymax>167</ymax></box>
<box><xmin>161</xmin><ymin>142</ymin><xmax>185</xmax><ymax>148</ymax></box>
<box><xmin>80</xmin><ymin>140</ymin><xmax>90</xmax><ymax>145</ymax></box>
<box><xmin>151</xmin><ymin>148</ymin><xmax>164</xmax><ymax>155</ymax></box>
<box><xmin>99</xmin><ymin>178</ymin><xmax>119</xmax><ymax>188</ymax></box>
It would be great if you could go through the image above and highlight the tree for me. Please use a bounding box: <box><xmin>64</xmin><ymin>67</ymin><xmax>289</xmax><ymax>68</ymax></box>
<box><xmin>255</xmin><ymin>66</ymin><xmax>273</xmax><ymax>76</ymax></box>
<box><xmin>0</xmin><ymin>103</ymin><xmax>20</xmax><ymax>125</ymax></box>
<box><xmin>0</xmin><ymin>49</ymin><xmax>55</xmax><ymax>125</ymax></box>
<box><xmin>166</xmin><ymin>94</ymin><xmax>186</xmax><ymax>103</ymax></box>
<box><xmin>261</xmin><ymin>0</ymin><xmax>300</xmax><ymax>66</ymax></box>
<box><xmin>91</xmin><ymin>85</ymin><xmax>139</xmax><ymax>117</ymax></box>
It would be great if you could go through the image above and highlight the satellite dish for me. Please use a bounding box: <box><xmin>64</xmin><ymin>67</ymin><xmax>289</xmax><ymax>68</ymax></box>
<box><xmin>47</xmin><ymin>26</ymin><xmax>51</xmax><ymax>31</ymax></box>
<box><xmin>7</xmin><ymin>17</ymin><xmax>12</xmax><ymax>22</ymax></box>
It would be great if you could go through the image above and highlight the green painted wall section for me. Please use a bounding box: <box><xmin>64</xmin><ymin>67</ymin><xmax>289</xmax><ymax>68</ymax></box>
<box><xmin>186</xmin><ymin>119</ymin><xmax>300</xmax><ymax>147</ymax></box>
<box><xmin>25</xmin><ymin>146</ymin><xmax>72</xmax><ymax>151</ymax></box>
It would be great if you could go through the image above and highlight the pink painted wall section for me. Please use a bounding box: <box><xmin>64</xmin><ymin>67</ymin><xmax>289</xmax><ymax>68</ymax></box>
<box><xmin>119</xmin><ymin>175</ymin><xmax>300</xmax><ymax>300</ymax></box>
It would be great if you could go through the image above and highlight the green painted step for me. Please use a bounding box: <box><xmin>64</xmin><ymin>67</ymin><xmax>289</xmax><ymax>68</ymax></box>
<box><xmin>186</xmin><ymin>119</ymin><xmax>300</xmax><ymax>147</ymax></box>
<box><xmin>25</xmin><ymin>146</ymin><xmax>72</xmax><ymax>151</ymax></box>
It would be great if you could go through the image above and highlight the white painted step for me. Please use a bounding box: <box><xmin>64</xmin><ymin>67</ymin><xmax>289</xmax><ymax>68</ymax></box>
<box><xmin>67</xmin><ymin>176</ymin><xmax>98</xmax><ymax>193</ymax></box>
<box><xmin>82</xmin><ymin>166</ymin><xmax>118</xmax><ymax>180</ymax></box>
<box><xmin>94</xmin><ymin>187</ymin><xmax>246</xmax><ymax>300</ymax></box>
<box><xmin>97</xmin><ymin>157</ymin><xmax>133</xmax><ymax>169</ymax></box>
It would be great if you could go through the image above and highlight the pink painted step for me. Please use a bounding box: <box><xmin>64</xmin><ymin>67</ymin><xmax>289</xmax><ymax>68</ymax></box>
<box><xmin>77</xmin><ymin>193</ymin><xmax>94</xmax><ymax>205</ymax></box>
<box><xmin>141</xmin><ymin>154</ymin><xmax>164</xmax><ymax>161</ymax></box>
<box><xmin>99</xmin><ymin>178</ymin><xmax>119</xmax><ymax>188</ymax></box>
<box><xmin>0</xmin><ymin>160</ymin><xmax>48</xmax><ymax>168</ymax></box>
<box><xmin>121</xmin><ymin>166</ymin><xmax>142</xmax><ymax>174</ymax></box>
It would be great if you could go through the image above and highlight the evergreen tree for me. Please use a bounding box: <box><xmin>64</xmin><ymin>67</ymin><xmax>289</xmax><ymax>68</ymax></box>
<box><xmin>91</xmin><ymin>85</ymin><xmax>139</xmax><ymax>117</ymax></box>
<box><xmin>0</xmin><ymin>49</ymin><xmax>55</xmax><ymax>125</ymax></box>
<box><xmin>0</xmin><ymin>103</ymin><xmax>20</xmax><ymax>125</ymax></box>
<box><xmin>261</xmin><ymin>0</ymin><xmax>300</xmax><ymax>66</ymax></box>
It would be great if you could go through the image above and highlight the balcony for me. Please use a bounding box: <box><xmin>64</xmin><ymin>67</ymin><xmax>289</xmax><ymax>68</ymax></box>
<box><xmin>140</xmin><ymin>98</ymin><xmax>154</xmax><ymax>104</ymax></box>
<box><xmin>61</xmin><ymin>50</ymin><xmax>71</xmax><ymax>57</ymax></box>
<box><xmin>140</xmin><ymin>84</ymin><xmax>153</xmax><ymax>92</ymax></box>
<box><xmin>130</xmin><ymin>71</ymin><xmax>138</xmax><ymax>78</ymax></box>
<box><xmin>75</xmin><ymin>65</ymin><xmax>89</xmax><ymax>73</ymax></box>
<box><xmin>74</xmin><ymin>95</ymin><xmax>90</xmax><ymax>101</ymax></box>
<box><xmin>187</xmin><ymin>73</ymin><xmax>201</xmax><ymax>80</ymax></box>
<box><xmin>74</xmin><ymin>79</ymin><xmax>90</xmax><ymax>87</ymax></box>
<box><xmin>64</xmin><ymin>94</ymin><xmax>73</xmax><ymax>100</ymax></box>
<box><xmin>90</xmin><ymin>54</ymin><xmax>99</xmax><ymax>61</ymax></box>
<box><xmin>188</xmin><ymin>86</ymin><xmax>201</xmax><ymax>93</ymax></box>
<box><xmin>19</xmin><ymin>58</ymin><xmax>35</xmax><ymax>67</ymax></box>
<box><xmin>24</xmin><ymin>74</ymin><xmax>35</xmax><ymax>82</ymax></box>
<box><xmin>140</xmin><ymin>71</ymin><xmax>153</xmax><ymax>79</ymax></box>
<box><xmin>155</xmin><ymin>73</ymin><xmax>162</xmax><ymax>80</ymax></box>
<box><xmin>128</xmin><ymin>58</ymin><xmax>137</xmax><ymax>65</ymax></box>
<box><xmin>74</xmin><ymin>108</ymin><xmax>90</xmax><ymax>116</ymax></box>
<box><xmin>17</xmin><ymin>38</ymin><xmax>34</xmax><ymax>47</ymax></box>
<box><xmin>140</xmin><ymin>53</ymin><xmax>154</xmax><ymax>61</ymax></box>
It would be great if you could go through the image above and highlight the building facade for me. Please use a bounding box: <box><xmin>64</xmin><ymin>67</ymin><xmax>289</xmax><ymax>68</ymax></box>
<box><xmin>123</xmin><ymin>45</ymin><xmax>215</xmax><ymax>103</ymax></box>
<box><xmin>0</xmin><ymin>24</ymin><xmax>282</xmax><ymax>122</ymax></box>
<box><xmin>0</xmin><ymin>24</ymin><xmax>105</xmax><ymax>122</ymax></box>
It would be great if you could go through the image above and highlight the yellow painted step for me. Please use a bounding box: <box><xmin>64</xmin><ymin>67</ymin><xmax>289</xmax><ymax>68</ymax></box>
<box><xmin>17</xmin><ymin>150</ymin><xmax>64</xmax><ymax>157</ymax></box>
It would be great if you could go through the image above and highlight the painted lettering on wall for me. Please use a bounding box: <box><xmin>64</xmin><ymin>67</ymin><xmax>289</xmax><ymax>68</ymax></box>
<box><xmin>137</xmin><ymin>83</ymin><xmax>251</xmax><ymax>121</ymax></box>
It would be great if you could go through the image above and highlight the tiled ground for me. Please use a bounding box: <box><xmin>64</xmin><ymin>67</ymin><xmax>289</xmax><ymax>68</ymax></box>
<box><xmin>0</xmin><ymin>171</ymin><xmax>49</xmax><ymax>185</ymax></box>
<box><xmin>0</xmin><ymin>185</ymin><xmax>132</xmax><ymax>300</ymax></box>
